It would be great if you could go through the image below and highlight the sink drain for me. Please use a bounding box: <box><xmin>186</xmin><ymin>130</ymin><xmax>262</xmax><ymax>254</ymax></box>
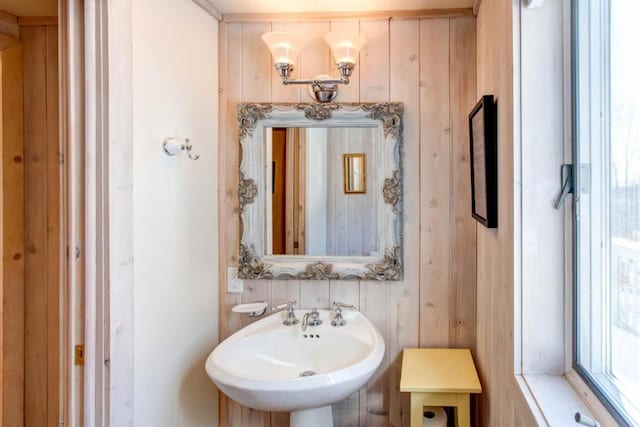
<box><xmin>299</xmin><ymin>370</ymin><xmax>316</xmax><ymax>377</ymax></box>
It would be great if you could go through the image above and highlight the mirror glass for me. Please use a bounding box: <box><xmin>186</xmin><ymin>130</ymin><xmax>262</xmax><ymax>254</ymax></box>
<box><xmin>264</xmin><ymin>126</ymin><xmax>379</xmax><ymax>257</ymax></box>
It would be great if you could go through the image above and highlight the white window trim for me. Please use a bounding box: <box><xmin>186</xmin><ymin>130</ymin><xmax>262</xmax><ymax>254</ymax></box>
<box><xmin>514</xmin><ymin>0</ymin><xmax>621</xmax><ymax>425</ymax></box>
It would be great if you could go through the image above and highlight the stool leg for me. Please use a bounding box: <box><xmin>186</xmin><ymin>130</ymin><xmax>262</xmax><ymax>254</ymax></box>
<box><xmin>410</xmin><ymin>394</ymin><xmax>424</xmax><ymax>427</ymax></box>
<box><xmin>455</xmin><ymin>394</ymin><xmax>471</xmax><ymax>427</ymax></box>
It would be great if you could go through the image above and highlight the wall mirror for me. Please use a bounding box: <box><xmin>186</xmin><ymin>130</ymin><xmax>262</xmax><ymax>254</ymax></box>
<box><xmin>238</xmin><ymin>103</ymin><xmax>403</xmax><ymax>281</ymax></box>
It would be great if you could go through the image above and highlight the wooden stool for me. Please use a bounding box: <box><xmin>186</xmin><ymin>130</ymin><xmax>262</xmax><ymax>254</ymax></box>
<box><xmin>400</xmin><ymin>348</ymin><xmax>482</xmax><ymax>427</ymax></box>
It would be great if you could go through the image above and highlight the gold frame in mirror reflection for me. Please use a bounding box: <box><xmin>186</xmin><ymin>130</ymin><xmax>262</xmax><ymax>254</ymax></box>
<box><xmin>343</xmin><ymin>153</ymin><xmax>367</xmax><ymax>194</ymax></box>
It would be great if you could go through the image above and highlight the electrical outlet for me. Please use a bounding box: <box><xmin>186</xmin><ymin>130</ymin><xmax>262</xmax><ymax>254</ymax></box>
<box><xmin>227</xmin><ymin>267</ymin><xmax>243</xmax><ymax>294</ymax></box>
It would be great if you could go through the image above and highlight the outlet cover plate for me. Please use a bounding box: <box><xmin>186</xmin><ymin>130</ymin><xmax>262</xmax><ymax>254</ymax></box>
<box><xmin>227</xmin><ymin>267</ymin><xmax>243</xmax><ymax>294</ymax></box>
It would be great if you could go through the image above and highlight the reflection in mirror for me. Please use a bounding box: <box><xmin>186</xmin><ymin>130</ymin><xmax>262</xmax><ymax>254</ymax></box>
<box><xmin>343</xmin><ymin>153</ymin><xmax>366</xmax><ymax>194</ymax></box>
<box><xmin>264</xmin><ymin>127</ymin><xmax>379</xmax><ymax>257</ymax></box>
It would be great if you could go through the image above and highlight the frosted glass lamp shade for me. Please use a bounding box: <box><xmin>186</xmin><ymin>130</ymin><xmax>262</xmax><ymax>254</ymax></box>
<box><xmin>324</xmin><ymin>32</ymin><xmax>366</xmax><ymax>65</ymax></box>
<box><xmin>261</xmin><ymin>32</ymin><xmax>306</xmax><ymax>66</ymax></box>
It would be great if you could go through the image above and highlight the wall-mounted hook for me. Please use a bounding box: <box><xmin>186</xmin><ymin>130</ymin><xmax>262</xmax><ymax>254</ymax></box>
<box><xmin>162</xmin><ymin>137</ymin><xmax>200</xmax><ymax>160</ymax></box>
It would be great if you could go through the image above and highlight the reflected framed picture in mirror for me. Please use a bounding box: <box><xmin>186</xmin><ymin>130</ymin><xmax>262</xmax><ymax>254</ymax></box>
<box><xmin>343</xmin><ymin>153</ymin><xmax>366</xmax><ymax>194</ymax></box>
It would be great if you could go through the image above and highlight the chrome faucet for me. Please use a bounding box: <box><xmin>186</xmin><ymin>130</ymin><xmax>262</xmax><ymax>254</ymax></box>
<box><xmin>272</xmin><ymin>300</ymin><xmax>298</xmax><ymax>326</ymax></box>
<box><xmin>331</xmin><ymin>301</ymin><xmax>356</xmax><ymax>327</ymax></box>
<box><xmin>301</xmin><ymin>308</ymin><xmax>323</xmax><ymax>331</ymax></box>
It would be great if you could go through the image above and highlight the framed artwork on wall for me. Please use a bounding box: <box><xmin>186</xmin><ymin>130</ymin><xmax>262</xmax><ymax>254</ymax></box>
<box><xmin>469</xmin><ymin>95</ymin><xmax>498</xmax><ymax>228</ymax></box>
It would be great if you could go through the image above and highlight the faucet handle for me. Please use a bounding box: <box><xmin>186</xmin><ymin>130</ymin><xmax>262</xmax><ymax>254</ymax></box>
<box><xmin>333</xmin><ymin>301</ymin><xmax>356</xmax><ymax>312</ymax></box>
<box><xmin>272</xmin><ymin>300</ymin><xmax>297</xmax><ymax>312</ymax></box>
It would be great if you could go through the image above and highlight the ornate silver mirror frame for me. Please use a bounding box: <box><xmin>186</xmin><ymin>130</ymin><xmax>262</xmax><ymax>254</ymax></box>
<box><xmin>237</xmin><ymin>102</ymin><xmax>404</xmax><ymax>281</ymax></box>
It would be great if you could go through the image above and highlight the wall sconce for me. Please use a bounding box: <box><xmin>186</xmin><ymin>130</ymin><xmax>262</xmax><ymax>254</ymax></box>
<box><xmin>261</xmin><ymin>31</ymin><xmax>366</xmax><ymax>103</ymax></box>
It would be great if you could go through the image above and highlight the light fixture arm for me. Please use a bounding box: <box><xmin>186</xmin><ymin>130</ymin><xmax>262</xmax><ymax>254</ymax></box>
<box><xmin>275</xmin><ymin>61</ymin><xmax>354</xmax><ymax>85</ymax></box>
<box><xmin>283</xmin><ymin>77</ymin><xmax>348</xmax><ymax>86</ymax></box>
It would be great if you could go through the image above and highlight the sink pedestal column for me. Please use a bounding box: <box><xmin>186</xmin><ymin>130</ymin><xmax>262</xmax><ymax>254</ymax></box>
<box><xmin>290</xmin><ymin>405</ymin><xmax>333</xmax><ymax>427</ymax></box>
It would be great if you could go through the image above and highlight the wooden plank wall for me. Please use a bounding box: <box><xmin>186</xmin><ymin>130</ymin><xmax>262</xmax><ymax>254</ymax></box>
<box><xmin>474</xmin><ymin>0</ymin><xmax>537</xmax><ymax>425</ymax></box>
<box><xmin>21</xmin><ymin>22</ymin><xmax>60</xmax><ymax>427</ymax></box>
<box><xmin>219</xmin><ymin>16</ymin><xmax>477</xmax><ymax>427</ymax></box>
<box><xmin>1</xmin><ymin>40</ymin><xmax>25</xmax><ymax>427</ymax></box>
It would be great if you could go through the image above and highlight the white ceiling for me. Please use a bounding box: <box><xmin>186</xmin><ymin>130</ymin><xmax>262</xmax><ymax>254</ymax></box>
<box><xmin>210</xmin><ymin>0</ymin><xmax>475</xmax><ymax>14</ymax></box>
<box><xmin>0</xmin><ymin>0</ymin><xmax>57</xmax><ymax>16</ymax></box>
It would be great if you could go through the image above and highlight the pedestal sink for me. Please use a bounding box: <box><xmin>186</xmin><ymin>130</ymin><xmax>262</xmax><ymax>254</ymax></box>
<box><xmin>205</xmin><ymin>308</ymin><xmax>385</xmax><ymax>427</ymax></box>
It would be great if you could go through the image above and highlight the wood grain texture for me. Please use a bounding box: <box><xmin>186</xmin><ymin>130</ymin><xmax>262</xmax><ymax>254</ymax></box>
<box><xmin>448</xmin><ymin>18</ymin><xmax>476</xmax><ymax>349</ymax></box>
<box><xmin>1</xmin><ymin>42</ymin><xmax>25</xmax><ymax>427</ymax></box>
<box><xmin>228</xmin><ymin>21</ymin><xmax>273</xmax><ymax>426</ymax></box>
<box><xmin>0</xmin><ymin>33</ymin><xmax>19</xmax><ymax>50</ymax></box>
<box><xmin>0</xmin><ymin>10</ymin><xmax>19</xmax><ymax>39</ymax></box>
<box><xmin>358</xmin><ymin>19</ymin><xmax>390</xmax><ymax>427</ymax></box>
<box><xmin>419</xmin><ymin>18</ymin><xmax>451</xmax><ymax>348</ymax></box>
<box><xmin>388</xmin><ymin>18</ymin><xmax>421</xmax><ymax>427</ymax></box>
<box><xmin>44</xmin><ymin>25</ymin><xmax>60</xmax><ymax>427</ymax></box>
<box><xmin>219</xmin><ymin>16</ymin><xmax>479</xmax><ymax>426</ymax></box>
<box><xmin>21</xmin><ymin>23</ymin><xmax>61</xmax><ymax>427</ymax></box>
<box><xmin>22</xmin><ymin>25</ymin><xmax>49</xmax><ymax>427</ymax></box>
<box><xmin>475</xmin><ymin>0</ymin><xmax>537</xmax><ymax>424</ymax></box>
<box><xmin>218</xmin><ymin>22</ymin><xmax>241</xmax><ymax>426</ymax></box>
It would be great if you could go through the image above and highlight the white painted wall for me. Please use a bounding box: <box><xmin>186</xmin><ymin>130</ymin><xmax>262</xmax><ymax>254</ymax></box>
<box><xmin>132</xmin><ymin>0</ymin><xmax>219</xmax><ymax>425</ymax></box>
<box><xmin>306</xmin><ymin>128</ymin><xmax>328</xmax><ymax>255</ymax></box>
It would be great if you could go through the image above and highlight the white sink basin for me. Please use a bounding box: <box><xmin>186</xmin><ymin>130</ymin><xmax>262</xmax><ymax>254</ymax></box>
<box><xmin>205</xmin><ymin>309</ymin><xmax>384</xmax><ymax>427</ymax></box>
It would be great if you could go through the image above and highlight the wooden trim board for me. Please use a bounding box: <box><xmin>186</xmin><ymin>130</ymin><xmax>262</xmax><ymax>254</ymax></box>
<box><xmin>18</xmin><ymin>16</ymin><xmax>58</xmax><ymax>27</ymax></box>
<box><xmin>473</xmin><ymin>0</ymin><xmax>482</xmax><ymax>16</ymax></box>
<box><xmin>0</xmin><ymin>11</ymin><xmax>19</xmax><ymax>38</ymax></box>
<box><xmin>0</xmin><ymin>10</ymin><xmax>17</xmax><ymax>24</ymax></box>
<box><xmin>192</xmin><ymin>0</ymin><xmax>222</xmax><ymax>21</ymax></box>
<box><xmin>60</xmin><ymin>0</ymin><xmax>86</xmax><ymax>425</ymax></box>
<box><xmin>222</xmin><ymin>8</ymin><xmax>474</xmax><ymax>22</ymax></box>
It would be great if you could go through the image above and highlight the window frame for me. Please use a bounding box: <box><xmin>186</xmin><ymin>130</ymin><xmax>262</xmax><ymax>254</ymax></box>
<box><xmin>571</xmin><ymin>1</ymin><xmax>638</xmax><ymax>425</ymax></box>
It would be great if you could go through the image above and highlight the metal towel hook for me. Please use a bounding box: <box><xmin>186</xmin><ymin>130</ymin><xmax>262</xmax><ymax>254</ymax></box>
<box><xmin>162</xmin><ymin>137</ymin><xmax>200</xmax><ymax>160</ymax></box>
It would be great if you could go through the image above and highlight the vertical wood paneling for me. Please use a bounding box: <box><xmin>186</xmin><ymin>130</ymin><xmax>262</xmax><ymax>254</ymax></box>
<box><xmin>44</xmin><ymin>25</ymin><xmax>60</xmax><ymax>427</ymax></box>
<box><xmin>242</xmin><ymin>22</ymin><xmax>272</xmax><ymax>101</ymax></box>
<box><xmin>20</xmin><ymin>23</ymin><xmax>61</xmax><ymax>427</ymax></box>
<box><xmin>300</xmin><ymin>21</ymin><xmax>332</xmax><ymax>96</ymax></box>
<box><xmin>475</xmin><ymin>0</ymin><xmax>539</xmax><ymax>424</ymax></box>
<box><xmin>359</xmin><ymin>20</ymin><xmax>389</xmax><ymax>102</ymax></box>
<box><xmin>219</xmin><ymin>16</ymin><xmax>478</xmax><ymax>427</ymax></box>
<box><xmin>271</xmin><ymin>280</ymin><xmax>300</xmax><ymax>308</ymax></box>
<box><xmin>388</xmin><ymin>18</ymin><xmax>421</xmax><ymax>427</ymax></box>
<box><xmin>218</xmin><ymin>22</ymin><xmax>242</xmax><ymax>427</ymax></box>
<box><xmin>418</xmin><ymin>19</ymin><xmax>451</xmax><ymax>348</ymax></box>
<box><xmin>300</xmin><ymin>281</ymin><xmax>330</xmax><ymax>309</ymax></box>
<box><xmin>235</xmin><ymin>21</ymin><xmax>273</xmax><ymax>427</ymax></box>
<box><xmin>449</xmin><ymin>18</ymin><xmax>477</xmax><ymax>349</ymax></box>
<box><xmin>1</xmin><ymin>41</ymin><xmax>25</xmax><ymax>427</ymax></box>
<box><xmin>358</xmin><ymin>18</ymin><xmax>391</xmax><ymax>427</ymax></box>
<box><xmin>22</xmin><ymin>25</ymin><xmax>49</xmax><ymax>427</ymax></box>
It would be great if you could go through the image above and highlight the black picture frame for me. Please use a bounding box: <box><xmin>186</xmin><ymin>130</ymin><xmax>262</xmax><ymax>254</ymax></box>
<box><xmin>468</xmin><ymin>95</ymin><xmax>498</xmax><ymax>228</ymax></box>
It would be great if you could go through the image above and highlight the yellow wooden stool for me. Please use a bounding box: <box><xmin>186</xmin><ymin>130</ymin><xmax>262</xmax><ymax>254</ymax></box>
<box><xmin>400</xmin><ymin>348</ymin><xmax>482</xmax><ymax>427</ymax></box>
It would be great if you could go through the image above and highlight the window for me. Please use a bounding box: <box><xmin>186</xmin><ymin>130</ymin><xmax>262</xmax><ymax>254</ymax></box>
<box><xmin>573</xmin><ymin>1</ymin><xmax>640</xmax><ymax>425</ymax></box>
